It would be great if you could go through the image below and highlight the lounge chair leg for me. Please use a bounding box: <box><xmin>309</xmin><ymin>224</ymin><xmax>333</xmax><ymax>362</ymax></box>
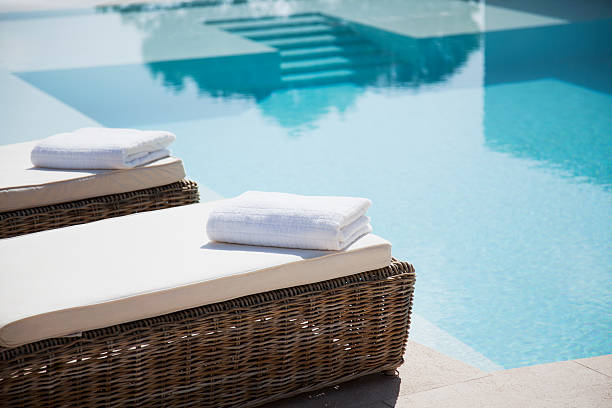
<box><xmin>383</xmin><ymin>359</ymin><xmax>403</xmax><ymax>376</ymax></box>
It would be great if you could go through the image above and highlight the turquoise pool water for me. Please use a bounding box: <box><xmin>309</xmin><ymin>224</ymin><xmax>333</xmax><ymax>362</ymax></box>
<box><xmin>8</xmin><ymin>7</ymin><xmax>612</xmax><ymax>369</ymax></box>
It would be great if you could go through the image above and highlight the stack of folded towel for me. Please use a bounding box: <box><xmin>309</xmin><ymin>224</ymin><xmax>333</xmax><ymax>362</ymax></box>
<box><xmin>31</xmin><ymin>127</ymin><xmax>176</xmax><ymax>169</ymax></box>
<box><xmin>207</xmin><ymin>191</ymin><xmax>373</xmax><ymax>251</ymax></box>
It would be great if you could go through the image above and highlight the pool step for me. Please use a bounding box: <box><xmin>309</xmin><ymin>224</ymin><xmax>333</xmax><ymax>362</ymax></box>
<box><xmin>282</xmin><ymin>69</ymin><xmax>356</xmax><ymax>87</ymax></box>
<box><xmin>282</xmin><ymin>64</ymin><xmax>394</xmax><ymax>87</ymax></box>
<box><xmin>280</xmin><ymin>44</ymin><xmax>383</xmax><ymax>61</ymax></box>
<box><xmin>243</xmin><ymin>25</ymin><xmax>351</xmax><ymax>41</ymax></box>
<box><xmin>265</xmin><ymin>34</ymin><xmax>366</xmax><ymax>50</ymax></box>
<box><xmin>205</xmin><ymin>12</ymin><xmax>396</xmax><ymax>88</ymax></box>
<box><xmin>219</xmin><ymin>15</ymin><xmax>328</xmax><ymax>32</ymax></box>
<box><xmin>281</xmin><ymin>53</ymin><xmax>392</xmax><ymax>75</ymax></box>
<box><xmin>204</xmin><ymin>12</ymin><xmax>322</xmax><ymax>26</ymax></box>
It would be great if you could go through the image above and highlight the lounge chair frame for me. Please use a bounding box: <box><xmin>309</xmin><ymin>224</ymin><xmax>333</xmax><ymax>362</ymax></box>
<box><xmin>0</xmin><ymin>259</ymin><xmax>415</xmax><ymax>407</ymax></box>
<box><xmin>0</xmin><ymin>179</ymin><xmax>199</xmax><ymax>239</ymax></box>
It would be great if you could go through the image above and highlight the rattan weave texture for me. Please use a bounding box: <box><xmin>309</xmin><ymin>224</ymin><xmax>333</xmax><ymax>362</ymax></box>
<box><xmin>0</xmin><ymin>179</ymin><xmax>199</xmax><ymax>239</ymax></box>
<box><xmin>0</xmin><ymin>260</ymin><xmax>415</xmax><ymax>407</ymax></box>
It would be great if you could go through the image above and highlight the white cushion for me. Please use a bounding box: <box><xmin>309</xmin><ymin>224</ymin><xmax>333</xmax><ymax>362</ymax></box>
<box><xmin>0</xmin><ymin>141</ymin><xmax>186</xmax><ymax>212</ymax></box>
<box><xmin>0</xmin><ymin>201</ymin><xmax>391</xmax><ymax>348</ymax></box>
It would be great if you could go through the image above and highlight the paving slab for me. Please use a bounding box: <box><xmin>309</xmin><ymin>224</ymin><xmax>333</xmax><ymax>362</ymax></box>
<box><xmin>395</xmin><ymin>359</ymin><xmax>612</xmax><ymax>408</ymax></box>
<box><xmin>574</xmin><ymin>354</ymin><xmax>612</xmax><ymax>378</ymax></box>
<box><xmin>397</xmin><ymin>340</ymin><xmax>485</xmax><ymax>396</ymax></box>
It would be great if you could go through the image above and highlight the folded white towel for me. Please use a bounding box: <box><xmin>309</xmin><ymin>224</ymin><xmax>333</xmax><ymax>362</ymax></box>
<box><xmin>207</xmin><ymin>191</ymin><xmax>373</xmax><ymax>250</ymax></box>
<box><xmin>31</xmin><ymin>127</ymin><xmax>176</xmax><ymax>169</ymax></box>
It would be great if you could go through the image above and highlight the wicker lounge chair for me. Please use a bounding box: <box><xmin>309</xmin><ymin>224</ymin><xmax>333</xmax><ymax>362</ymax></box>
<box><xmin>0</xmin><ymin>141</ymin><xmax>199</xmax><ymax>238</ymax></box>
<box><xmin>0</xmin><ymin>202</ymin><xmax>415</xmax><ymax>407</ymax></box>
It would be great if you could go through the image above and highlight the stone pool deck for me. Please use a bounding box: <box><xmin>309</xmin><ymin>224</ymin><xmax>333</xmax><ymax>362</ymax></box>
<box><xmin>263</xmin><ymin>340</ymin><xmax>612</xmax><ymax>408</ymax></box>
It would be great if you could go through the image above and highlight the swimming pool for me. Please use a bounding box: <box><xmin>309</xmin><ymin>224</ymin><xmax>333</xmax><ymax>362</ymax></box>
<box><xmin>1</xmin><ymin>0</ymin><xmax>611</xmax><ymax>370</ymax></box>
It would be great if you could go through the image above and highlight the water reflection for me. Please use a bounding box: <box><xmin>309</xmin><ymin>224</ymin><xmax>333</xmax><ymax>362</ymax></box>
<box><xmin>22</xmin><ymin>3</ymin><xmax>611</xmax><ymax>186</ymax></box>
<box><xmin>100</xmin><ymin>7</ymin><xmax>480</xmax><ymax>131</ymax></box>
<box><xmin>483</xmin><ymin>19</ymin><xmax>612</xmax><ymax>187</ymax></box>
